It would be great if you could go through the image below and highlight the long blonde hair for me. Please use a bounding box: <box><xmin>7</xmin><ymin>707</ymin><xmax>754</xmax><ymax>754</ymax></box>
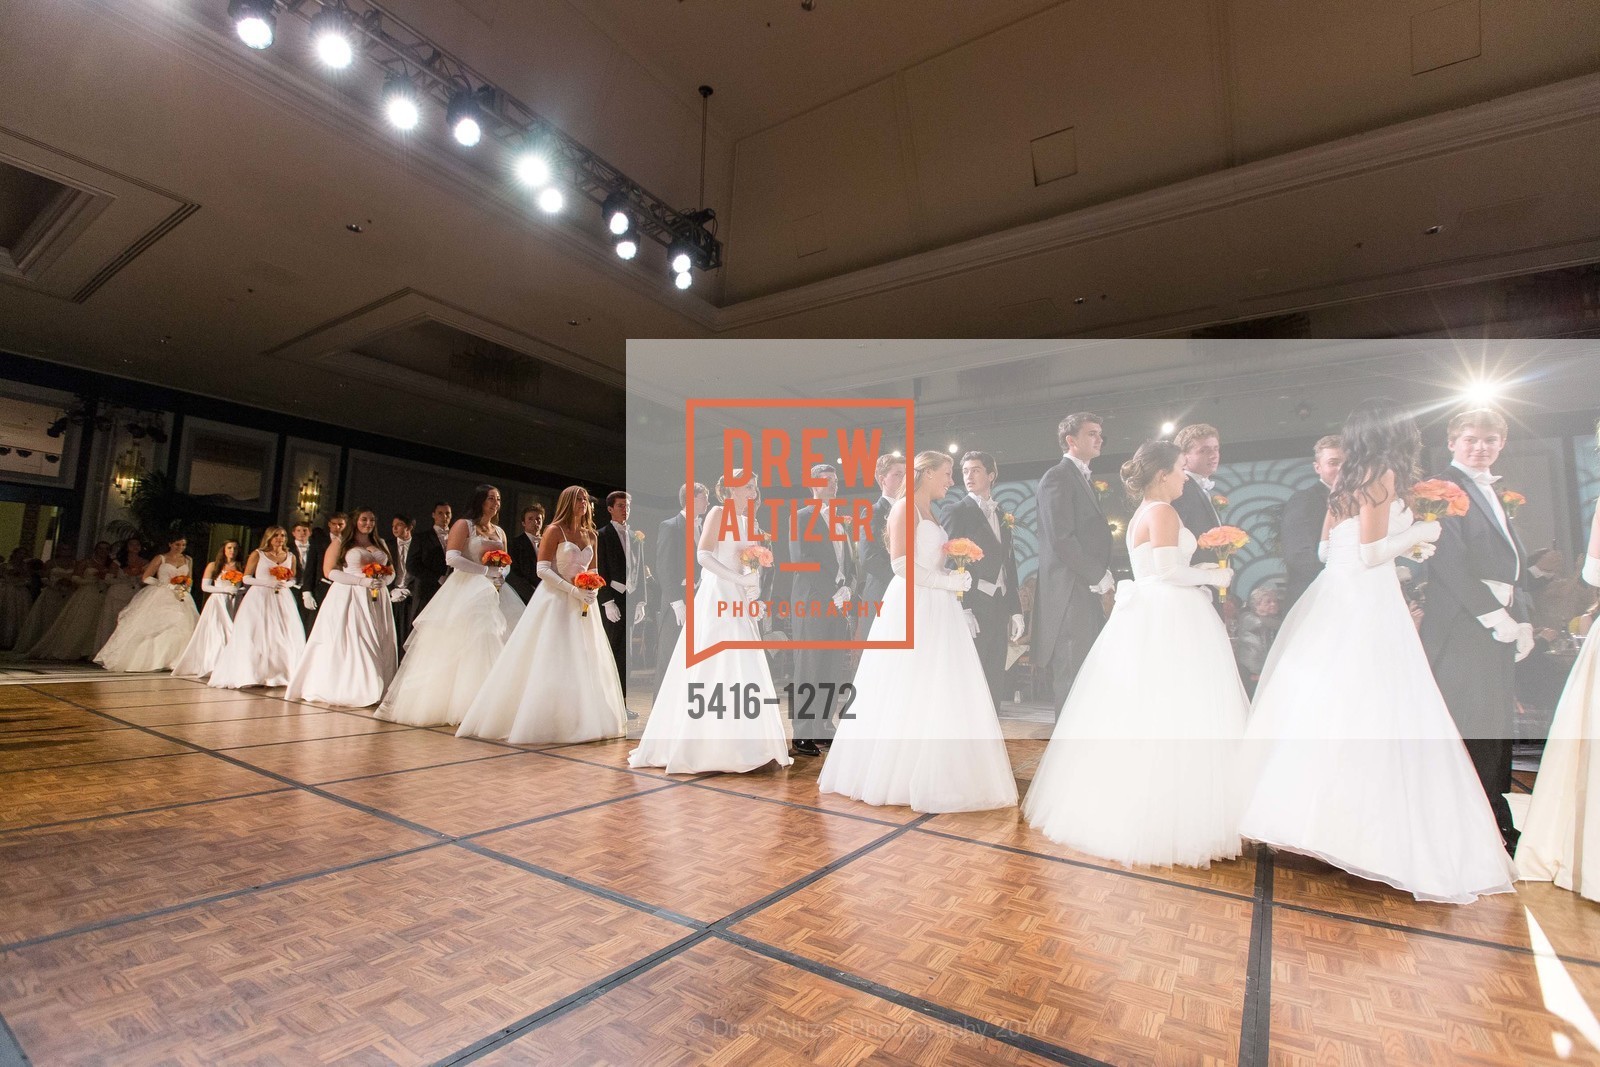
<box><xmin>549</xmin><ymin>485</ymin><xmax>596</xmax><ymax>541</ymax></box>
<box><xmin>897</xmin><ymin>450</ymin><xmax>952</xmax><ymax>500</ymax></box>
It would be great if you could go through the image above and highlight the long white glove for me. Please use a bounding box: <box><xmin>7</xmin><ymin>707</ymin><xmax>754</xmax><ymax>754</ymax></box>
<box><xmin>200</xmin><ymin>578</ymin><xmax>235</xmax><ymax>594</ymax></box>
<box><xmin>538</xmin><ymin>559</ymin><xmax>595</xmax><ymax>606</ymax></box>
<box><xmin>892</xmin><ymin>555</ymin><xmax>972</xmax><ymax>593</ymax></box>
<box><xmin>1008</xmin><ymin>614</ymin><xmax>1025</xmax><ymax>642</ymax></box>
<box><xmin>242</xmin><ymin>574</ymin><xmax>277</xmax><ymax>588</ymax></box>
<box><xmin>1357</xmin><ymin>520</ymin><xmax>1440</xmax><ymax>568</ymax></box>
<box><xmin>142</xmin><ymin>576</ymin><xmax>159</xmax><ymax>586</ymax></box>
<box><xmin>603</xmin><ymin>601</ymin><xmax>621</xmax><ymax>623</ymax></box>
<box><xmin>1148</xmin><ymin>546</ymin><xmax>1232</xmax><ymax>589</ymax></box>
<box><xmin>698</xmin><ymin>550</ymin><xmax>761</xmax><ymax>592</ymax></box>
<box><xmin>446</xmin><ymin>549</ymin><xmax>486</xmax><ymax>575</ymax></box>
<box><xmin>1317</xmin><ymin>540</ymin><xmax>1330</xmax><ymax>564</ymax></box>
<box><xmin>1585</xmin><ymin>555</ymin><xmax>1600</xmax><ymax>588</ymax></box>
<box><xmin>327</xmin><ymin>568</ymin><xmax>378</xmax><ymax>589</ymax></box>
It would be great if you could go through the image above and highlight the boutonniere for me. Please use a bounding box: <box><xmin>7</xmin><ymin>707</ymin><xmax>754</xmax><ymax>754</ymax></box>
<box><xmin>1498</xmin><ymin>489</ymin><xmax>1525</xmax><ymax>519</ymax></box>
<box><xmin>1211</xmin><ymin>493</ymin><xmax>1229</xmax><ymax>511</ymax></box>
<box><xmin>631</xmin><ymin>529</ymin><xmax>646</xmax><ymax>544</ymax></box>
<box><xmin>1001</xmin><ymin>512</ymin><xmax>1016</xmax><ymax>530</ymax></box>
<box><xmin>1092</xmin><ymin>479</ymin><xmax>1110</xmax><ymax>499</ymax></box>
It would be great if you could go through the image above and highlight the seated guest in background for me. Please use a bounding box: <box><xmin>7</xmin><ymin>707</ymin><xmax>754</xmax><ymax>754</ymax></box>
<box><xmin>1232</xmin><ymin>583</ymin><xmax>1283</xmax><ymax>694</ymax></box>
<box><xmin>1280</xmin><ymin>435</ymin><xmax>1344</xmax><ymax>611</ymax></box>
<box><xmin>507</xmin><ymin>504</ymin><xmax>544</xmax><ymax>603</ymax></box>
<box><xmin>1528</xmin><ymin>549</ymin><xmax>1590</xmax><ymax>639</ymax></box>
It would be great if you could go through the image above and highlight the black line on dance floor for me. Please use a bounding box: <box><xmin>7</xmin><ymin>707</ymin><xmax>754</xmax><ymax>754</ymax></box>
<box><xmin>312</xmin><ymin>748</ymin><xmax>532</xmax><ymax>787</ymax></box>
<box><xmin>0</xmin><ymin>1008</ymin><xmax>31</xmax><ymax>1067</ymax></box>
<box><xmin>1238</xmin><ymin>845</ymin><xmax>1274</xmax><ymax>1067</ymax></box>
<box><xmin>680</xmin><ymin>776</ymin><xmax>907</xmax><ymax>828</ymax></box>
<box><xmin>453</xmin><ymin>839</ymin><xmax>706</xmax><ymax>930</ymax></box>
<box><xmin>913</xmin><ymin>825</ymin><xmax>1257</xmax><ymax>904</ymax></box>
<box><xmin>455</xmin><ymin>782</ymin><xmax>684</xmax><ymax>842</ymax></box>
<box><xmin>718</xmin><ymin>931</ymin><xmax>1109</xmax><ymax>1067</ymax></box>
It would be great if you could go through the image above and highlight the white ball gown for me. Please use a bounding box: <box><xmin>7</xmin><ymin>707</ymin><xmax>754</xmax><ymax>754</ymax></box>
<box><xmin>377</xmin><ymin>531</ymin><xmax>521</xmax><ymax>726</ymax></box>
<box><xmin>458</xmin><ymin>540</ymin><xmax>626</xmax><ymax>744</ymax></box>
<box><xmin>207</xmin><ymin>553</ymin><xmax>307</xmax><ymax>689</ymax></box>
<box><xmin>1238</xmin><ymin>499</ymin><xmax>1515</xmax><ymax>903</ymax></box>
<box><xmin>0</xmin><ymin>563</ymin><xmax>31</xmax><ymax>650</ymax></box>
<box><xmin>94</xmin><ymin>570</ymin><xmax>141</xmax><ymax>653</ymax></box>
<box><xmin>818</xmin><ymin>517</ymin><xmax>1018</xmax><ymax>813</ymax></box>
<box><xmin>287</xmin><ymin>545</ymin><xmax>399</xmax><ymax>708</ymax></box>
<box><xmin>1023</xmin><ymin>502</ymin><xmax>1247</xmax><ymax>867</ymax></box>
<box><xmin>629</xmin><ymin>518</ymin><xmax>792</xmax><ymax>773</ymax></box>
<box><xmin>14</xmin><ymin>564</ymin><xmax>73</xmax><ymax>653</ymax></box>
<box><xmin>30</xmin><ymin>566</ymin><xmax>111</xmax><ymax>660</ymax></box>
<box><xmin>94</xmin><ymin>561</ymin><xmax>199</xmax><ymax>673</ymax></box>
<box><xmin>171</xmin><ymin>575</ymin><xmax>240</xmax><ymax>681</ymax></box>
<box><xmin>1516</xmin><ymin>557</ymin><xmax>1600</xmax><ymax>900</ymax></box>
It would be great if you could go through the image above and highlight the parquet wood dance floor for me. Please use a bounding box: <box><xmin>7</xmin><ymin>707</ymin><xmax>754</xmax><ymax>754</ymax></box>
<box><xmin>2</xmin><ymin>675</ymin><xmax>1598</xmax><ymax>1065</ymax></box>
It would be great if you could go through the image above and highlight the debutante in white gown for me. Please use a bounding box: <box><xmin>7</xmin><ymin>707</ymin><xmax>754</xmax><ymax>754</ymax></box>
<box><xmin>14</xmin><ymin>565</ymin><xmax>73</xmax><ymax>653</ymax></box>
<box><xmin>377</xmin><ymin>531</ymin><xmax>517</xmax><ymax>726</ymax></box>
<box><xmin>630</xmin><ymin>518</ymin><xmax>792</xmax><ymax>773</ymax></box>
<box><xmin>94</xmin><ymin>561</ymin><xmax>199</xmax><ymax>673</ymax></box>
<box><xmin>30</xmin><ymin>566</ymin><xmax>111</xmax><ymax>660</ymax></box>
<box><xmin>1024</xmin><ymin>502</ymin><xmax>1247</xmax><ymax>867</ymax></box>
<box><xmin>458</xmin><ymin>540</ymin><xmax>627</xmax><ymax>744</ymax></box>
<box><xmin>171</xmin><ymin>575</ymin><xmax>240</xmax><ymax>681</ymax></box>
<box><xmin>207</xmin><ymin>554</ymin><xmax>306</xmax><ymax>689</ymax></box>
<box><xmin>0</xmin><ymin>563</ymin><xmax>31</xmax><ymax>650</ymax></box>
<box><xmin>818</xmin><ymin>518</ymin><xmax>1018</xmax><ymax>813</ymax></box>
<box><xmin>1239</xmin><ymin>499</ymin><xmax>1515</xmax><ymax>903</ymax></box>
<box><xmin>1517</xmin><ymin>558</ymin><xmax>1600</xmax><ymax>900</ymax></box>
<box><xmin>94</xmin><ymin>570</ymin><xmax>140</xmax><ymax>652</ymax></box>
<box><xmin>287</xmin><ymin>545</ymin><xmax>399</xmax><ymax>708</ymax></box>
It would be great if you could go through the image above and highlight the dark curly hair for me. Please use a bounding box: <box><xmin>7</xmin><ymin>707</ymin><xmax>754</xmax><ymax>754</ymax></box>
<box><xmin>1329</xmin><ymin>399</ymin><xmax>1421</xmax><ymax>522</ymax></box>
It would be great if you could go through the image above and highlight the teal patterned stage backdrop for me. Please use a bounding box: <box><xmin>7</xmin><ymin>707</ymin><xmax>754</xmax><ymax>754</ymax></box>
<box><xmin>930</xmin><ymin>459</ymin><xmax>1323</xmax><ymax>603</ymax></box>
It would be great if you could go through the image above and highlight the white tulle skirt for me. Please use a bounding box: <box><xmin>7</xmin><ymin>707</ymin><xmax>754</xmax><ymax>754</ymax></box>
<box><xmin>94</xmin><ymin>580</ymin><xmax>138</xmax><ymax>653</ymax></box>
<box><xmin>458</xmin><ymin>583</ymin><xmax>626</xmax><ymax>744</ymax></box>
<box><xmin>287</xmin><ymin>583</ymin><xmax>399</xmax><ymax>708</ymax></box>
<box><xmin>94</xmin><ymin>585</ymin><xmax>199</xmax><ymax>673</ymax></box>
<box><xmin>818</xmin><ymin>576</ymin><xmax>1017</xmax><ymax>813</ymax></box>
<box><xmin>14</xmin><ymin>585</ymin><xmax>69</xmax><ymax>654</ymax></box>
<box><xmin>376</xmin><ymin>571</ymin><xmax>509</xmax><ymax>726</ymax></box>
<box><xmin>171</xmin><ymin>592</ymin><xmax>236</xmax><ymax>681</ymax></box>
<box><xmin>0</xmin><ymin>582</ymin><xmax>29</xmax><ymax>651</ymax></box>
<box><xmin>1517</xmin><ymin>635</ymin><xmax>1600</xmax><ymax>899</ymax></box>
<box><xmin>630</xmin><ymin>573</ymin><xmax>792</xmax><ymax>773</ymax></box>
<box><xmin>207</xmin><ymin>584</ymin><xmax>306</xmax><ymax>689</ymax></box>
<box><xmin>1238</xmin><ymin>560</ymin><xmax>1515</xmax><ymax>903</ymax></box>
<box><xmin>30</xmin><ymin>581</ymin><xmax>108</xmax><ymax>660</ymax></box>
<box><xmin>1023</xmin><ymin>578</ymin><xmax>1248</xmax><ymax>868</ymax></box>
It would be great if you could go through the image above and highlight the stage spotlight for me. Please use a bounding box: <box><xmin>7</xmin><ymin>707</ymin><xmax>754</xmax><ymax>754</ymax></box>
<box><xmin>601</xmin><ymin>191</ymin><xmax>633</xmax><ymax>236</ymax></box>
<box><xmin>1462</xmin><ymin>379</ymin><xmax>1502</xmax><ymax>407</ymax></box>
<box><xmin>614</xmin><ymin>225</ymin><xmax>639</xmax><ymax>261</ymax></box>
<box><xmin>382</xmin><ymin>74</ymin><xmax>420</xmax><ymax>130</ymax></box>
<box><xmin>229</xmin><ymin>0</ymin><xmax>276</xmax><ymax>49</ymax></box>
<box><xmin>1160</xmin><ymin>421</ymin><xmax>1176</xmax><ymax>435</ymax></box>
<box><xmin>668</xmin><ymin>238</ymin><xmax>694</xmax><ymax>275</ymax></box>
<box><xmin>947</xmin><ymin>443</ymin><xmax>959</xmax><ymax>454</ymax></box>
<box><xmin>674</xmin><ymin>270</ymin><xmax>693</xmax><ymax>290</ymax></box>
<box><xmin>447</xmin><ymin>89</ymin><xmax>482</xmax><ymax>147</ymax></box>
<box><xmin>310</xmin><ymin>3</ymin><xmax>355</xmax><ymax>68</ymax></box>
<box><xmin>536</xmin><ymin>186</ymin><xmax>565</xmax><ymax>214</ymax></box>
<box><xmin>514</xmin><ymin>147</ymin><xmax>551</xmax><ymax>188</ymax></box>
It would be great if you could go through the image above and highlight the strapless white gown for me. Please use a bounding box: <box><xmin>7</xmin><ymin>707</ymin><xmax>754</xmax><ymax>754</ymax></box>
<box><xmin>458</xmin><ymin>541</ymin><xmax>626</xmax><ymax>744</ymax></box>
<box><xmin>818</xmin><ymin>518</ymin><xmax>1017</xmax><ymax>813</ymax></box>
<box><xmin>1024</xmin><ymin>505</ymin><xmax>1248</xmax><ymax>867</ymax></box>
<box><xmin>208</xmin><ymin>554</ymin><xmax>307</xmax><ymax>688</ymax></box>
<box><xmin>288</xmin><ymin>545</ymin><xmax>399</xmax><ymax>708</ymax></box>
<box><xmin>31</xmin><ymin>567</ymin><xmax>111</xmax><ymax>660</ymax></box>
<box><xmin>377</xmin><ymin>532</ymin><xmax>516</xmax><ymax>726</ymax></box>
<box><xmin>171</xmin><ymin>577</ymin><xmax>240</xmax><ymax>681</ymax></box>
<box><xmin>94</xmin><ymin>561</ymin><xmax>199</xmax><ymax>673</ymax></box>
<box><xmin>630</xmin><ymin>521</ymin><xmax>792</xmax><ymax>773</ymax></box>
<box><xmin>1238</xmin><ymin>500</ymin><xmax>1515</xmax><ymax>903</ymax></box>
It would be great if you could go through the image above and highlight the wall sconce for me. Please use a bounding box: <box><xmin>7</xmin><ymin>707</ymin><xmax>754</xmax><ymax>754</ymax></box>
<box><xmin>1107</xmin><ymin>516</ymin><xmax>1126</xmax><ymax>540</ymax></box>
<box><xmin>297</xmin><ymin>470</ymin><xmax>323</xmax><ymax>522</ymax></box>
<box><xmin>112</xmin><ymin>444</ymin><xmax>146</xmax><ymax>505</ymax></box>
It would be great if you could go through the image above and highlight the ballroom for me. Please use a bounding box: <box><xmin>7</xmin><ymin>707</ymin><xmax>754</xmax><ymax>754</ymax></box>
<box><xmin>3</xmin><ymin>2</ymin><xmax>1600</xmax><ymax>1064</ymax></box>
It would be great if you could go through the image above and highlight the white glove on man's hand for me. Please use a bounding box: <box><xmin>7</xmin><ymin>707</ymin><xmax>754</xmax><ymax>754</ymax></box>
<box><xmin>389</xmin><ymin>588</ymin><xmax>409</xmax><ymax>603</ymax></box>
<box><xmin>1008</xmin><ymin>614</ymin><xmax>1025</xmax><ymax>642</ymax></box>
<box><xmin>671</xmin><ymin>600</ymin><xmax>685</xmax><ymax>626</ymax></box>
<box><xmin>831</xmin><ymin>586</ymin><xmax>852</xmax><ymax>609</ymax></box>
<box><xmin>634</xmin><ymin>601</ymin><xmax>646</xmax><ymax>625</ymax></box>
<box><xmin>301</xmin><ymin>591</ymin><xmax>316</xmax><ymax>610</ymax></box>
<box><xmin>1515</xmin><ymin>622</ymin><xmax>1536</xmax><ymax>662</ymax></box>
<box><xmin>603</xmin><ymin>601</ymin><xmax>621</xmax><ymax>624</ymax></box>
<box><xmin>1481</xmin><ymin>608</ymin><xmax>1520</xmax><ymax>644</ymax></box>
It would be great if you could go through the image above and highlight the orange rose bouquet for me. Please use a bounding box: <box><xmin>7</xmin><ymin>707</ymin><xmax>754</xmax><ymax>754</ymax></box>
<box><xmin>220</xmin><ymin>568</ymin><xmax>244</xmax><ymax>587</ymax></box>
<box><xmin>573</xmin><ymin>571</ymin><xmax>606</xmax><ymax>616</ymax></box>
<box><xmin>361</xmin><ymin>562</ymin><xmax>393</xmax><ymax>600</ymax></box>
<box><xmin>738</xmin><ymin>545</ymin><xmax>774</xmax><ymax>574</ymax></box>
<box><xmin>1196</xmin><ymin>526</ymin><xmax>1250</xmax><ymax>600</ymax></box>
<box><xmin>942</xmin><ymin>538</ymin><xmax>984</xmax><ymax>601</ymax></box>
<box><xmin>1410</xmin><ymin>479</ymin><xmax>1470</xmax><ymax>522</ymax></box>
<box><xmin>269</xmin><ymin>564</ymin><xmax>292</xmax><ymax>593</ymax></box>
<box><xmin>169</xmin><ymin>575</ymin><xmax>192</xmax><ymax>601</ymax></box>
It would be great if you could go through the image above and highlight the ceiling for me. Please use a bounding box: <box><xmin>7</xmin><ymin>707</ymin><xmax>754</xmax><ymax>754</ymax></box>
<box><xmin>0</xmin><ymin>0</ymin><xmax>1597</xmax><ymax>484</ymax></box>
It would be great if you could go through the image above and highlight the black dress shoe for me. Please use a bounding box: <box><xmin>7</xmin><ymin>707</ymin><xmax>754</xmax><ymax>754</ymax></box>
<box><xmin>1502</xmin><ymin>827</ymin><xmax>1521</xmax><ymax>856</ymax></box>
<box><xmin>792</xmin><ymin>739</ymin><xmax>821</xmax><ymax>757</ymax></box>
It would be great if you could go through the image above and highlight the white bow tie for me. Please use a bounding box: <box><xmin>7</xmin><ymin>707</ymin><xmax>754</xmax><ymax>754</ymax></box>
<box><xmin>979</xmin><ymin>498</ymin><xmax>996</xmax><ymax>514</ymax></box>
<box><xmin>1471</xmin><ymin>470</ymin><xmax>1501</xmax><ymax>487</ymax></box>
<box><xmin>1197</xmin><ymin>477</ymin><xmax>1215</xmax><ymax>493</ymax></box>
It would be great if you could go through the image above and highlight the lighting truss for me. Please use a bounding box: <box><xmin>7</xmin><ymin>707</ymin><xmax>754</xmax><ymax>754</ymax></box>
<box><xmin>267</xmin><ymin>0</ymin><xmax>721</xmax><ymax>272</ymax></box>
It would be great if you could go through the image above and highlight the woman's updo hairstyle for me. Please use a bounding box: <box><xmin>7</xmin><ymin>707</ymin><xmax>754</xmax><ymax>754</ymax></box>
<box><xmin>1119</xmin><ymin>440</ymin><xmax>1182</xmax><ymax>501</ymax></box>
